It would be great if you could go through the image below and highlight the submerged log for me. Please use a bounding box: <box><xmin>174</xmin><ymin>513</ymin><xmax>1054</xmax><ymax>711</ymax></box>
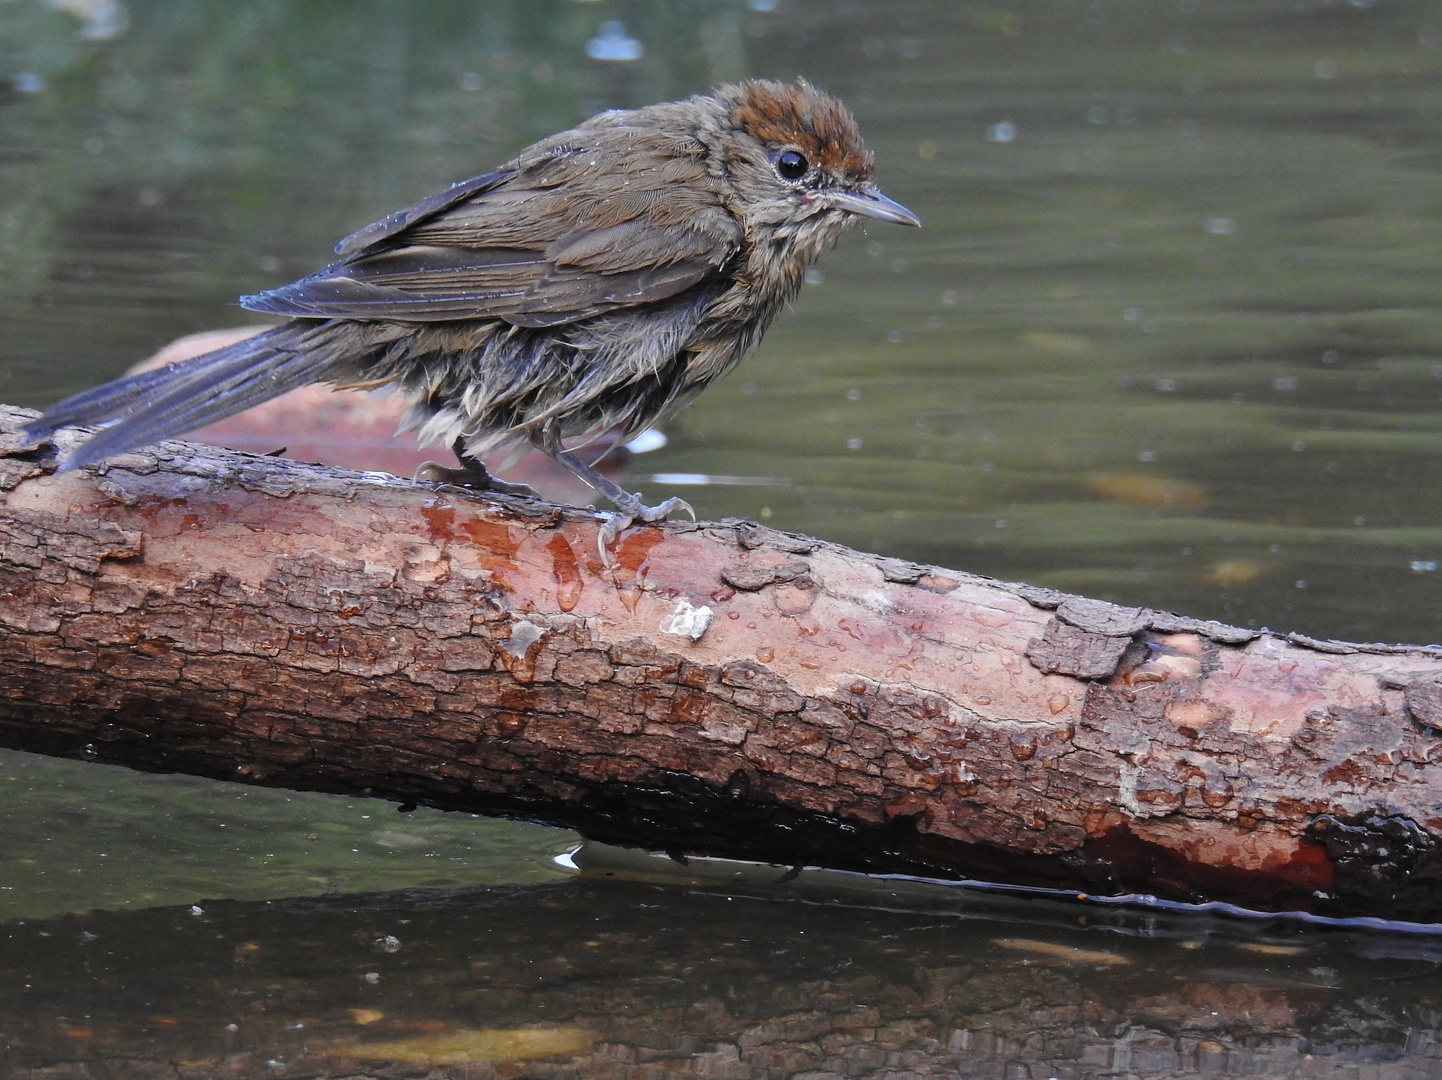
<box><xmin>3</xmin><ymin>402</ymin><xmax>1442</xmax><ymax>921</ymax></box>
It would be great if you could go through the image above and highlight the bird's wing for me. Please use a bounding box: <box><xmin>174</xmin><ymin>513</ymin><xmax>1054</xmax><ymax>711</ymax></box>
<box><xmin>242</xmin><ymin>134</ymin><xmax>741</xmax><ymax>326</ymax></box>
<box><xmin>331</xmin><ymin>169</ymin><xmax>514</xmax><ymax>256</ymax></box>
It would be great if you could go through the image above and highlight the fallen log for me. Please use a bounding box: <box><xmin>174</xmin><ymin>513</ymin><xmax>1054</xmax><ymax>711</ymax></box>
<box><xmin>3</xmin><ymin>402</ymin><xmax>1442</xmax><ymax>921</ymax></box>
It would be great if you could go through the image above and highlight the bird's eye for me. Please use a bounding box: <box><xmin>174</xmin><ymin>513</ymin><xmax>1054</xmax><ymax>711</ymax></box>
<box><xmin>775</xmin><ymin>150</ymin><xmax>809</xmax><ymax>181</ymax></box>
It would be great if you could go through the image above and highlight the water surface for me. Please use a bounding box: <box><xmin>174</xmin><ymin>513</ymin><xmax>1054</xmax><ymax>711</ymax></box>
<box><xmin>5</xmin><ymin>0</ymin><xmax>1442</xmax><ymax>1074</ymax></box>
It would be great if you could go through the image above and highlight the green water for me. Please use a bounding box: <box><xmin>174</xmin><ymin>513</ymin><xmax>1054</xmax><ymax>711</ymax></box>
<box><xmin>6</xmin><ymin>0</ymin><xmax>1442</xmax><ymax>1073</ymax></box>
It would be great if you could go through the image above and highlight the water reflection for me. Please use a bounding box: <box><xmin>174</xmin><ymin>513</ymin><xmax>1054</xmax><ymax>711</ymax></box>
<box><xmin>586</xmin><ymin>20</ymin><xmax>645</xmax><ymax>64</ymax></box>
<box><xmin>0</xmin><ymin>749</ymin><xmax>575</xmax><ymax>923</ymax></box>
<box><xmin>4</xmin><ymin>856</ymin><xmax>1442</xmax><ymax>1078</ymax></box>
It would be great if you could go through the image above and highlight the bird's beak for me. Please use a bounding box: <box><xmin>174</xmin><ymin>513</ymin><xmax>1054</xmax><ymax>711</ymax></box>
<box><xmin>824</xmin><ymin>187</ymin><xmax>921</xmax><ymax>227</ymax></box>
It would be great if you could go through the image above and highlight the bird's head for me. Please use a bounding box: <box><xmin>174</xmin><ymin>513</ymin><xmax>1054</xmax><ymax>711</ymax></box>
<box><xmin>715</xmin><ymin>78</ymin><xmax>919</xmax><ymax>256</ymax></box>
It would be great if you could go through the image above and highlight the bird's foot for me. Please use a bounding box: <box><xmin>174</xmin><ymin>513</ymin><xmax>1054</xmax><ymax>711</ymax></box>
<box><xmin>414</xmin><ymin>459</ymin><xmax>537</xmax><ymax>498</ymax></box>
<box><xmin>598</xmin><ymin>495</ymin><xmax>694</xmax><ymax>564</ymax></box>
<box><xmin>540</xmin><ymin>443</ymin><xmax>693</xmax><ymax>565</ymax></box>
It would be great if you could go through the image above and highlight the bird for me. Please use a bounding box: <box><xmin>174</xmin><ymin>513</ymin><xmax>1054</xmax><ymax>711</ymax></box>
<box><xmin>24</xmin><ymin>78</ymin><xmax>919</xmax><ymax>553</ymax></box>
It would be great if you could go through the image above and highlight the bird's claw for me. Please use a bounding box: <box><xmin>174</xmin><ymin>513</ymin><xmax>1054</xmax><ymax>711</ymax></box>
<box><xmin>414</xmin><ymin>460</ymin><xmax>537</xmax><ymax>498</ymax></box>
<box><xmin>597</xmin><ymin>496</ymin><xmax>695</xmax><ymax>565</ymax></box>
<box><xmin>637</xmin><ymin>495</ymin><xmax>695</xmax><ymax>525</ymax></box>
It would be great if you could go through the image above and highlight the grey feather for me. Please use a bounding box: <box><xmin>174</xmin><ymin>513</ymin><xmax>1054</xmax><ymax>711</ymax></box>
<box><xmin>32</xmin><ymin>323</ymin><xmax>359</xmax><ymax>469</ymax></box>
<box><xmin>331</xmin><ymin>170</ymin><xmax>512</xmax><ymax>256</ymax></box>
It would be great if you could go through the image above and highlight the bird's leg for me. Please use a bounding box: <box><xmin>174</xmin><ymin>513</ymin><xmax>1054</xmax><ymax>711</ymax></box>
<box><xmin>414</xmin><ymin>437</ymin><xmax>536</xmax><ymax>497</ymax></box>
<box><xmin>541</xmin><ymin>434</ymin><xmax>693</xmax><ymax>561</ymax></box>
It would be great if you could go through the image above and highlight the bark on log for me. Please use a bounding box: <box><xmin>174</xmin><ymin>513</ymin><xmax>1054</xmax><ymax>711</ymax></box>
<box><xmin>4</xmin><ymin>403</ymin><xmax>1442</xmax><ymax>922</ymax></box>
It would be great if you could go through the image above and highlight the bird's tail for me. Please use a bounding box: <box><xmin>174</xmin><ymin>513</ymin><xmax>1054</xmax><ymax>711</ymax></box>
<box><xmin>24</xmin><ymin>320</ymin><xmax>358</xmax><ymax>470</ymax></box>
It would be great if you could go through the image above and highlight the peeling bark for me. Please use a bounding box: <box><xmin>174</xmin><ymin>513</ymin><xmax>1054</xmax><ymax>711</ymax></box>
<box><xmin>4</xmin><ymin>404</ymin><xmax>1442</xmax><ymax>920</ymax></box>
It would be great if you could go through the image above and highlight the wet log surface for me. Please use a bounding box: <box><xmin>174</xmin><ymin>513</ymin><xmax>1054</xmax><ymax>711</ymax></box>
<box><xmin>5</xmin><ymin>858</ymin><xmax>1442</xmax><ymax>1080</ymax></box>
<box><xmin>5</xmin><ymin>403</ymin><xmax>1442</xmax><ymax>921</ymax></box>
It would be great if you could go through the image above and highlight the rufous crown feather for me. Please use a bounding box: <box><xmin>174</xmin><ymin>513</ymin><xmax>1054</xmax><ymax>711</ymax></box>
<box><xmin>722</xmin><ymin>78</ymin><xmax>873</xmax><ymax>178</ymax></box>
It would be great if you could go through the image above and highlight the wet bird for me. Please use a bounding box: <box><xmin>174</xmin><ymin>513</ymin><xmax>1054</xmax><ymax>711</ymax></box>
<box><xmin>25</xmin><ymin>78</ymin><xmax>918</xmax><ymax>550</ymax></box>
